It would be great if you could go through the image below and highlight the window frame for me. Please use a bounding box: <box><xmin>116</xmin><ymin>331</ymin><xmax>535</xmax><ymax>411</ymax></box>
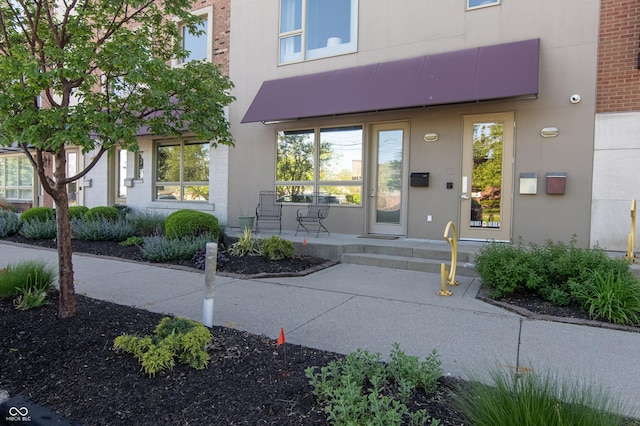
<box><xmin>0</xmin><ymin>154</ymin><xmax>34</xmax><ymax>202</ymax></box>
<box><xmin>275</xmin><ymin>125</ymin><xmax>363</xmax><ymax>206</ymax></box>
<box><xmin>466</xmin><ymin>0</ymin><xmax>501</xmax><ymax>11</ymax></box>
<box><xmin>174</xmin><ymin>6</ymin><xmax>213</xmax><ymax>66</ymax></box>
<box><xmin>154</xmin><ymin>138</ymin><xmax>210</xmax><ymax>202</ymax></box>
<box><xmin>278</xmin><ymin>0</ymin><xmax>358</xmax><ymax>65</ymax></box>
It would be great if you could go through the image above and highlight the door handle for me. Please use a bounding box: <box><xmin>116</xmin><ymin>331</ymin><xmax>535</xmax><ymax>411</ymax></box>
<box><xmin>460</xmin><ymin>194</ymin><xmax>469</xmax><ymax>200</ymax></box>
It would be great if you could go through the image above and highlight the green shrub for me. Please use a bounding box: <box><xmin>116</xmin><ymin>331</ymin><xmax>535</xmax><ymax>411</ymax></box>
<box><xmin>475</xmin><ymin>238</ymin><xmax>634</xmax><ymax>310</ymax></box>
<box><xmin>261</xmin><ymin>235</ymin><xmax>294</xmax><ymax>260</ymax></box>
<box><xmin>141</xmin><ymin>234</ymin><xmax>212</xmax><ymax>262</ymax></box>
<box><xmin>0</xmin><ymin>260</ymin><xmax>56</xmax><ymax>298</ymax></box>
<box><xmin>84</xmin><ymin>206</ymin><xmax>120</xmax><ymax>222</ymax></box>
<box><xmin>20</xmin><ymin>207</ymin><xmax>55</xmax><ymax>223</ymax></box>
<box><xmin>570</xmin><ymin>269</ymin><xmax>640</xmax><ymax>325</ymax></box>
<box><xmin>113</xmin><ymin>316</ymin><xmax>212</xmax><ymax>376</ymax></box>
<box><xmin>71</xmin><ymin>217</ymin><xmax>135</xmax><ymax>241</ymax></box>
<box><xmin>127</xmin><ymin>210</ymin><xmax>167</xmax><ymax>236</ymax></box>
<box><xmin>228</xmin><ymin>228</ymin><xmax>261</xmax><ymax>257</ymax></box>
<box><xmin>305</xmin><ymin>344</ymin><xmax>442</xmax><ymax>425</ymax></box>
<box><xmin>451</xmin><ymin>367</ymin><xmax>625</xmax><ymax>426</ymax></box>
<box><xmin>19</xmin><ymin>217</ymin><xmax>57</xmax><ymax>240</ymax></box>
<box><xmin>474</xmin><ymin>241</ymin><xmax>537</xmax><ymax>298</ymax></box>
<box><xmin>120</xmin><ymin>236</ymin><xmax>144</xmax><ymax>247</ymax></box>
<box><xmin>0</xmin><ymin>210</ymin><xmax>21</xmax><ymax>237</ymax></box>
<box><xmin>165</xmin><ymin>210</ymin><xmax>220</xmax><ymax>239</ymax></box>
<box><xmin>69</xmin><ymin>206</ymin><xmax>89</xmax><ymax>220</ymax></box>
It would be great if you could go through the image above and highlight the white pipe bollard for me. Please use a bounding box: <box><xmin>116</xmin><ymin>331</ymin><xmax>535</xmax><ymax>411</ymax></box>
<box><xmin>203</xmin><ymin>242</ymin><xmax>217</xmax><ymax>327</ymax></box>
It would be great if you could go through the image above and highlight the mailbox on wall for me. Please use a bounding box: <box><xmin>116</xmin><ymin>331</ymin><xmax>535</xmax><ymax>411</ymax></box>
<box><xmin>410</xmin><ymin>172</ymin><xmax>430</xmax><ymax>187</ymax></box>
<box><xmin>546</xmin><ymin>172</ymin><xmax>567</xmax><ymax>195</ymax></box>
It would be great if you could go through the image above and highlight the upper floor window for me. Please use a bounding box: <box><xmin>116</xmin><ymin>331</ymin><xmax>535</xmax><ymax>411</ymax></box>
<box><xmin>467</xmin><ymin>0</ymin><xmax>500</xmax><ymax>10</ymax></box>
<box><xmin>177</xmin><ymin>7</ymin><xmax>212</xmax><ymax>65</ymax></box>
<box><xmin>279</xmin><ymin>0</ymin><xmax>358</xmax><ymax>64</ymax></box>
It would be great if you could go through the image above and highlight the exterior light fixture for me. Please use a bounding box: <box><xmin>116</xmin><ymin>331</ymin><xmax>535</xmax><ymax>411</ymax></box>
<box><xmin>540</xmin><ymin>127</ymin><xmax>559</xmax><ymax>138</ymax></box>
<box><xmin>423</xmin><ymin>132</ymin><xmax>439</xmax><ymax>142</ymax></box>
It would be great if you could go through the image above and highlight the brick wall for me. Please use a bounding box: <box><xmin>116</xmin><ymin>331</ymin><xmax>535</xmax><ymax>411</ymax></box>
<box><xmin>597</xmin><ymin>0</ymin><xmax>640</xmax><ymax>113</ymax></box>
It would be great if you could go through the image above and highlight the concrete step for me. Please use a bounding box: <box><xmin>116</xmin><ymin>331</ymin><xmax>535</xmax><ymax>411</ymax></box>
<box><xmin>341</xmin><ymin>252</ymin><xmax>478</xmax><ymax>277</ymax></box>
<box><xmin>358</xmin><ymin>244</ymin><xmax>476</xmax><ymax>263</ymax></box>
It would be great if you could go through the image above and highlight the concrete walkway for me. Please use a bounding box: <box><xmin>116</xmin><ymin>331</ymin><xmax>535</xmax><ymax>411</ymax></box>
<box><xmin>1</xmin><ymin>241</ymin><xmax>639</xmax><ymax>419</ymax></box>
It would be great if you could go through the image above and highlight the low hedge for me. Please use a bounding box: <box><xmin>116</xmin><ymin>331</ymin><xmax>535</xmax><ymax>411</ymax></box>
<box><xmin>164</xmin><ymin>210</ymin><xmax>220</xmax><ymax>239</ymax></box>
<box><xmin>84</xmin><ymin>206</ymin><xmax>120</xmax><ymax>222</ymax></box>
<box><xmin>69</xmin><ymin>206</ymin><xmax>89</xmax><ymax>220</ymax></box>
<box><xmin>20</xmin><ymin>207</ymin><xmax>55</xmax><ymax>223</ymax></box>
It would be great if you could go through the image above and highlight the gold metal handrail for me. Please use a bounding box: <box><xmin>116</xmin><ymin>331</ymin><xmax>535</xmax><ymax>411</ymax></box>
<box><xmin>627</xmin><ymin>199</ymin><xmax>636</xmax><ymax>263</ymax></box>
<box><xmin>439</xmin><ymin>221</ymin><xmax>460</xmax><ymax>296</ymax></box>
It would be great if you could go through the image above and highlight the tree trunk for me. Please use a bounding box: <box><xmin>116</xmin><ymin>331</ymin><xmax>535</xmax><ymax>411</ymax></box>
<box><xmin>53</xmin><ymin>151</ymin><xmax>77</xmax><ymax>319</ymax></box>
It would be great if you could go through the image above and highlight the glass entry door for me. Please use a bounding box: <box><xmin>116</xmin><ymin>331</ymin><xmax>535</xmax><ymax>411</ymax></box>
<box><xmin>460</xmin><ymin>112</ymin><xmax>514</xmax><ymax>241</ymax></box>
<box><xmin>368</xmin><ymin>122</ymin><xmax>409</xmax><ymax>235</ymax></box>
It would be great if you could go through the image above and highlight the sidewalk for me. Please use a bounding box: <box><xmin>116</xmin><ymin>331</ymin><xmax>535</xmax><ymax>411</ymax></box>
<box><xmin>1</xmin><ymin>241</ymin><xmax>639</xmax><ymax>419</ymax></box>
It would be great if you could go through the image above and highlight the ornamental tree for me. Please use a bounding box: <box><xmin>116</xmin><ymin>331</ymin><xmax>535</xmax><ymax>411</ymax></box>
<box><xmin>0</xmin><ymin>0</ymin><xmax>235</xmax><ymax>318</ymax></box>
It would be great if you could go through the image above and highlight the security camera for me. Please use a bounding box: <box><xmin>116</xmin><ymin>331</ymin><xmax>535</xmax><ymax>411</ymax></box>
<box><xmin>570</xmin><ymin>94</ymin><xmax>581</xmax><ymax>104</ymax></box>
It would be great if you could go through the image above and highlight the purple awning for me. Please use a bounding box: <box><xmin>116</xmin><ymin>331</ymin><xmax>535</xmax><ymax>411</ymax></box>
<box><xmin>242</xmin><ymin>39</ymin><xmax>540</xmax><ymax>123</ymax></box>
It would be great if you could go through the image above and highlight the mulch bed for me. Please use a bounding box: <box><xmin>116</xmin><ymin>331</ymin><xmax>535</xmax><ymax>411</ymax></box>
<box><xmin>0</xmin><ymin>293</ymin><xmax>466</xmax><ymax>425</ymax></box>
<box><xmin>0</xmin><ymin>236</ymin><xmax>468</xmax><ymax>424</ymax></box>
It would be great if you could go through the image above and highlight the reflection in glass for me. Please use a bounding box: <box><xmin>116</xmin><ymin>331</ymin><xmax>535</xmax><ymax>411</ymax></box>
<box><xmin>156</xmin><ymin>185</ymin><xmax>180</xmax><ymax>200</ymax></box>
<box><xmin>155</xmin><ymin>141</ymin><xmax>209</xmax><ymax>202</ymax></box>
<box><xmin>182</xmin><ymin>20</ymin><xmax>208</xmax><ymax>63</ymax></box>
<box><xmin>0</xmin><ymin>156</ymin><xmax>34</xmax><ymax>201</ymax></box>
<box><xmin>118</xmin><ymin>150</ymin><xmax>127</xmax><ymax>201</ymax></box>
<box><xmin>184</xmin><ymin>185</ymin><xmax>209</xmax><ymax>201</ymax></box>
<box><xmin>280</xmin><ymin>0</ymin><xmax>302</xmax><ymax>32</ymax></box>
<box><xmin>318</xmin><ymin>185</ymin><xmax>361</xmax><ymax>205</ymax></box>
<box><xmin>276</xmin><ymin>130</ymin><xmax>315</xmax><ymax>183</ymax></box>
<box><xmin>19</xmin><ymin>158</ymin><xmax>32</xmax><ymax>186</ymax></box>
<box><xmin>275</xmin><ymin>185</ymin><xmax>314</xmax><ymax>203</ymax></box>
<box><xmin>306</xmin><ymin>0</ymin><xmax>352</xmax><ymax>51</ymax></box>
<box><xmin>319</xmin><ymin>126</ymin><xmax>362</xmax><ymax>181</ymax></box>
<box><xmin>468</xmin><ymin>0</ymin><xmax>499</xmax><ymax>9</ymax></box>
<box><xmin>6</xmin><ymin>157</ymin><xmax>18</xmax><ymax>186</ymax></box>
<box><xmin>157</xmin><ymin>144</ymin><xmax>181</xmax><ymax>182</ymax></box>
<box><xmin>376</xmin><ymin>130</ymin><xmax>403</xmax><ymax>224</ymax></box>
<box><xmin>280</xmin><ymin>36</ymin><xmax>302</xmax><ymax>63</ymax></box>
<box><xmin>183</xmin><ymin>142</ymin><xmax>210</xmax><ymax>182</ymax></box>
<box><xmin>470</xmin><ymin>122</ymin><xmax>503</xmax><ymax>228</ymax></box>
<box><xmin>67</xmin><ymin>152</ymin><xmax>77</xmax><ymax>206</ymax></box>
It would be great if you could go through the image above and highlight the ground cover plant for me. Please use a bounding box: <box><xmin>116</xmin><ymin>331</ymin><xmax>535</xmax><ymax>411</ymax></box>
<box><xmin>451</xmin><ymin>367</ymin><xmax>627</xmax><ymax>426</ymax></box>
<box><xmin>305</xmin><ymin>344</ymin><xmax>444</xmax><ymax>425</ymax></box>
<box><xmin>114</xmin><ymin>317</ymin><xmax>212</xmax><ymax>376</ymax></box>
<box><xmin>0</xmin><ymin>210</ymin><xmax>20</xmax><ymax>237</ymax></box>
<box><xmin>475</xmin><ymin>238</ymin><xmax>640</xmax><ymax>325</ymax></box>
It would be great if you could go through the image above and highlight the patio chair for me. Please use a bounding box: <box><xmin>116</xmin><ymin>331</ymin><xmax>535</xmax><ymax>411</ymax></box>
<box><xmin>255</xmin><ymin>190</ymin><xmax>282</xmax><ymax>233</ymax></box>
<box><xmin>295</xmin><ymin>192</ymin><xmax>331</xmax><ymax>237</ymax></box>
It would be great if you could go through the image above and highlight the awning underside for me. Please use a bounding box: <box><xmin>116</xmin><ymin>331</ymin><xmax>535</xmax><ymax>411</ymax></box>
<box><xmin>242</xmin><ymin>38</ymin><xmax>540</xmax><ymax>123</ymax></box>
